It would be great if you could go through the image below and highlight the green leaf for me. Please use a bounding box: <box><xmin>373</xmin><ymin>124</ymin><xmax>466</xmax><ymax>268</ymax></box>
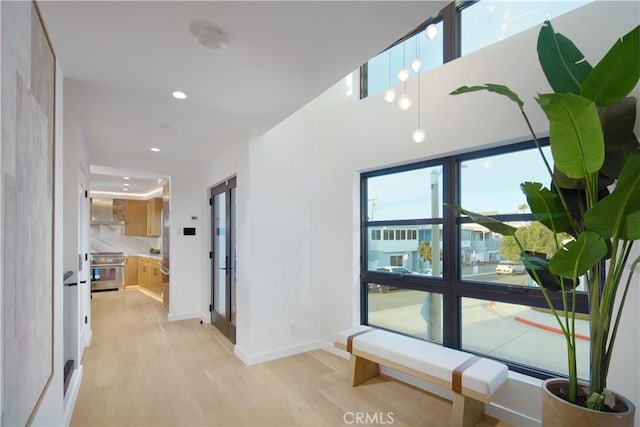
<box><xmin>600</xmin><ymin>97</ymin><xmax>640</xmax><ymax>180</ymax></box>
<box><xmin>537</xmin><ymin>20</ymin><xmax>592</xmax><ymax>94</ymax></box>
<box><xmin>581</xmin><ymin>26</ymin><xmax>640</xmax><ymax>107</ymax></box>
<box><xmin>587</xmin><ymin>392</ymin><xmax>606</xmax><ymax>411</ymax></box>
<box><xmin>445</xmin><ymin>204</ymin><xmax>517</xmax><ymax>236</ymax></box>
<box><xmin>520</xmin><ymin>251</ymin><xmax>578</xmax><ymax>292</ymax></box>
<box><xmin>450</xmin><ymin>84</ymin><xmax>524</xmax><ymax>109</ymax></box>
<box><xmin>585</xmin><ymin>153</ymin><xmax>640</xmax><ymax>240</ymax></box>
<box><xmin>549</xmin><ymin>231</ymin><xmax>607</xmax><ymax>279</ymax></box>
<box><xmin>521</xmin><ymin>182</ymin><xmax>572</xmax><ymax>233</ymax></box>
<box><xmin>537</xmin><ymin>93</ymin><xmax>604</xmax><ymax>178</ymax></box>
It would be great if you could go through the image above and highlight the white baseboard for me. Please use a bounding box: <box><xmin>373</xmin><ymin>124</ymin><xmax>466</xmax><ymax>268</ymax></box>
<box><xmin>234</xmin><ymin>341</ymin><xmax>322</xmax><ymax>366</ymax></box>
<box><xmin>167</xmin><ymin>311</ymin><xmax>201</xmax><ymax>322</ymax></box>
<box><xmin>81</xmin><ymin>325</ymin><xmax>92</xmax><ymax>349</ymax></box>
<box><xmin>486</xmin><ymin>402</ymin><xmax>540</xmax><ymax>427</ymax></box>
<box><xmin>200</xmin><ymin>312</ymin><xmax>210</xmax><ymax>323</ymax></box>
<box><xmin>63</xmin><ymin>365</ymin><xmax>83</xmax><ymax>426</ymax></box>
<box><xmin>319</xmin><ymin>340</ymin><xmax>349</xmax><ymax>359</ymax></box>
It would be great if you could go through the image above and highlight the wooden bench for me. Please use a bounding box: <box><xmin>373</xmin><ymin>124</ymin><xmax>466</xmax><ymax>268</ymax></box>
<box><xmin>335</xmin><ymin>326</ymin><xmax>508</xmax><ymax>427</ymax></box>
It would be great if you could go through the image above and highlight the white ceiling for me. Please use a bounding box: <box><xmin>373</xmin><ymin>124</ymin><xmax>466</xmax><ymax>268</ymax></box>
<box><xmin>38</xmin><ymin>1</ymin><xmax>447</xmax><ymax>193</ymax></box>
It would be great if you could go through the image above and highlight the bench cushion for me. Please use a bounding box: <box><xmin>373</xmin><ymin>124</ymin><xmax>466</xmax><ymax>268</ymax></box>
<box><xmin>334</xmin><ymin>325</ymin><xmax>372</xmax><ymax>350</ymax></box>
<box><xmin>356</xmin><ymin>329</ymin><xmax>469</xmax><ymax>384</ymax></box>
<box><xmin>460</xmin><ymin>357</ymin><xmax>509</xmax><ymax>397</ymax></box>
<box><xmin>335</xmin><ymin>327</ymin><xmax>508</xmax><ymax>398</ymax></box>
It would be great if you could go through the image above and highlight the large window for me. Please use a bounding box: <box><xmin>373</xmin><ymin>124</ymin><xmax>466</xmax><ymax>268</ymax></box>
<box><xmin>461</xmin><ymin>1</ymin><xmax>592</xmax><ymax>56</ymax></box>
<box><xmin>361</xmin><ymin>1</ymin><xmax>591</xmax><ymax>99</ymax></box>
<box><xmin>365</xmin><ymin>20</ymin><xmax>444</xmax><ymax>99</ymax></box>
<box><xmin>361</xmin><ymin>140</ymin><xmax>590</xmax><ymax>379</ymax></box>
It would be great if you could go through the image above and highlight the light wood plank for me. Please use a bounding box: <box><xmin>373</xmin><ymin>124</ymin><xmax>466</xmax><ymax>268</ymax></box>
<box><xmin>71</xmin><ymin>289</ymin><xmax>512</xmax><ymax>426</ymax></box>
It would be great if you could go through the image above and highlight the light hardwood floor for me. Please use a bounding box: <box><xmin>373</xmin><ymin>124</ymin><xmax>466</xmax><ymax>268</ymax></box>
<box><xmin>72</xmin><ymin>289</ymin><xmax>512</xmax><ymax>426</ymax></box>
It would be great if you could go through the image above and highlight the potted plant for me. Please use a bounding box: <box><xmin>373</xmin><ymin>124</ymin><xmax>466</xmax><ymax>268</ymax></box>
<box><xmin>448</xmin><ymin>21</ymin><xmax>639</xmax><ymax>426</ymax></box>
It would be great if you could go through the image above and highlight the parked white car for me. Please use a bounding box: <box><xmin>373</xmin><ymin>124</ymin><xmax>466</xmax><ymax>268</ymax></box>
<box><xmin>495</xmin><ymin>261</ymin><xmax>526</xmax><ymax>275</ymax></box>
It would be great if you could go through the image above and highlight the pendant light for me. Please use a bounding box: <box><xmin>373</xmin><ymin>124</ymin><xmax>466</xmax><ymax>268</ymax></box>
<box><xmin>426</xmin><ymin>23</ymin><xmax>438</xmax><ymax>40</ymax></box>
<box><xmin>411</xmin><ymin>33</ymin><xmax>423</xmax><ymax>73</ymax></box>
<box><xmin>397</xmin><ymin>42</ymin><xmax>412</xmax><ymax>110</ymax></box>
<box><xmin>412</xmin><ymin>70</ymin><xmax>425</xmax><ymax>143</ymax></box>
<box><xmin>383</xmin><ymin>50</ymin><xmax>396</xmax><ymax>103</ymax></box>
<box><xmin>397</xmin><ymin>42</ymin><xmax>410</xmax><ymax>82</ymax></box>
<box><xmin>398</xmin><ymin>87</ymin><xmax>413</xmax><ymax>110</ymax></box>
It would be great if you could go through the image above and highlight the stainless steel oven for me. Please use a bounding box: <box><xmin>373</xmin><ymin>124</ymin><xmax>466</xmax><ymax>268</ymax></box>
<box><xmin>90</xmin><ymin>252</ymin><xmax>125</xmax><ymax>291</ymax></box>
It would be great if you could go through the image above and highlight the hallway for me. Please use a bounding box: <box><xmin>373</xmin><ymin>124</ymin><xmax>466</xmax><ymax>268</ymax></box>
<box><xmin>72</xmin><ymin>290</ymin><xmax>508</xmax><ymax>426</ymax></box>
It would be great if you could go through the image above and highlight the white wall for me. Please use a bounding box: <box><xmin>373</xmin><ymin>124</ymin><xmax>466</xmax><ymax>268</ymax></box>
<box><xmin>197</xmin><ymin>133</ymin><xmax>252</xmax><ymax>357</ymax></box>
<box><xmin>202</xmin><ymin>0</ymin><xmax>638</xmax><ymax>423</ymax></box>
<box><xmin>166</xmin><ymin>170</ymin><xmax>205</xmax><ymax>321</ymax></box>
<box><xmin>60</xmin><ymin>105</ymin><xmax>91</xmax><ymax>424</ymax></box>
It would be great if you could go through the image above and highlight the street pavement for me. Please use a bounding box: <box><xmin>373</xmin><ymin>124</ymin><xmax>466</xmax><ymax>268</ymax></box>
<box><xmin>367</xmin><ymin>285</ymin><xmax>589</xmax><ymax>379</ymax></box>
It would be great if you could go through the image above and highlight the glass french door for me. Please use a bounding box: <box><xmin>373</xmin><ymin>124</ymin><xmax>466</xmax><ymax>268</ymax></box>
<box><xmin>210</xmin><ymin>177</ymin><xmax>236</xmax><ymax>343</ymax></box>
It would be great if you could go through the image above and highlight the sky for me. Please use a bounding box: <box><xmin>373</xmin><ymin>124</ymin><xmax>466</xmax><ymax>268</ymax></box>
<box><xmin>367</xmin><ymin>1</ymin><xmax>592</xmax><ymax>98</ymax></box>
<box><xmin>367</xmin><ymin>146</ymin><xmax>554</xmax><ymax>220</ymax></box>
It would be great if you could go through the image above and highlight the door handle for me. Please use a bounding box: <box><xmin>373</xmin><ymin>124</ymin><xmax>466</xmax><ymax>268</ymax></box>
<box><xmin>220</xmin><ymin>255</ymin><xmax>230</xmax><ymax>272</ymax></box>
<box><xmin>80</xmin><ymin>280</ymin><xmax>87</xmax><ymax>284</ymax></box>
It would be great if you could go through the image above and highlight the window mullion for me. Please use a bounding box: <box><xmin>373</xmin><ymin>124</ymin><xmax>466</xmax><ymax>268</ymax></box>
<box><xmin>442</xmin><ymin>2</ymin><xmax>461</xmax><ymax>63</ymax></box>
<box><xmin>442</xmin><ymin>156</ymin><xmax>460</xmax><ymax>349</ymax></box>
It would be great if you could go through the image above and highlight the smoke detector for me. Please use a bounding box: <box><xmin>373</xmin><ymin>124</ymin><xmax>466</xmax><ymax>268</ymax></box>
<box><xmin>189</xmin><ymin>20</ymin><xmax>230</xmax><ymax>50</ymax></box>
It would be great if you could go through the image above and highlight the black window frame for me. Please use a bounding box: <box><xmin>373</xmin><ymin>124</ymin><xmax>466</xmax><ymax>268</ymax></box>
<box><xmin>359</xmin><ymin>1</ymin><xmax>474</xmax><ymax>99</ymax></box>
<box><xmin>360</xmin><ymin>138</ymin><xmax>590</xmax><ymax>379</ymax></box>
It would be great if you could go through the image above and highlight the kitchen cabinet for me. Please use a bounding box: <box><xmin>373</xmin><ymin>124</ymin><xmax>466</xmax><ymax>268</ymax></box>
<box><xmin>124</xmin><ymin>256</ymin><xmax>138</xmax><ymax>286</ymax></box>
<box><xmin>125</xmin><ymin>200</ymin><xmax>147</xmax><ymax>236</ymax></box>
<box><xmin>146</xmin><ymin>198</ymin><xmax>162</xmax><ymax>237</ymax></box>
<box><xmin>137</xmin><ymin>257</ymin><xmax>162</xmax><ymax>297</ymax></box>
<box><xmin>125</xmin><ymin>198</ymin><xmax>162</xmax><ymax>237</ymax></box>
<box><xmin>90</xmin><ymin>198</ymin><xmax>126</xmax><ymax>224</ymax></box>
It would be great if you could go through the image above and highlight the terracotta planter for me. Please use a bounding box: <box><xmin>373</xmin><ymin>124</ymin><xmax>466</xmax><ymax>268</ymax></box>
<box><xmin>542</xmin><ymin>378</ymin><xmax>635</xmax><ymax>427</ymax></box>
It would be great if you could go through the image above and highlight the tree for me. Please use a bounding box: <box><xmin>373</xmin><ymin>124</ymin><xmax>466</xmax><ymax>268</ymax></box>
<box><xmin>518</xmin><ymin>203</ymin><xmax>528</xmax><ymax>214</ymax></box>
<box><xmin>499</xmin><ymin>221</ymin><xmax>569</xmax><ymax>262</ymax></box>
<box><xmin>418</xmin><ymin>241</ymin><xmax>443</xmax><ymax>263</ymax></box>
<box><xmin>418</xmin><ymin>241</ymin><xmax>432</xmax><ymax>263</ymax></box>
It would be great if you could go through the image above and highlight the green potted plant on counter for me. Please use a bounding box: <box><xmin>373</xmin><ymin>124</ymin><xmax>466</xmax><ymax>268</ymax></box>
<box><xmin>449</xmin><ymin>21</ymin><xmax>639</xmax><ymax>426</ymax></box>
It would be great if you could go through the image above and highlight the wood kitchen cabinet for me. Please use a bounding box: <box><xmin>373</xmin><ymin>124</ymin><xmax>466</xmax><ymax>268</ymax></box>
<box><xmin>124</xmin><ymin>256</ymin><xmax>138</xmax><ymax>286</ymax></box>
<box><xmin>125</xmin><ymin>198</ymin><xmax>162</xmax><ymax>237</ymax></box>
<box><xmin>137</xmin><ymin>257</ymin><xmax>162</xmax><ymax>297</ymax></box>
<box><xmin>146</xmin><ymin>198</ymin><xmax>162</xmax><ymax>237</ymax></box>
<box><xmin>125</xmin><ymin>200</ymin><xmax>147</xmax><ymax>236</ymax></box>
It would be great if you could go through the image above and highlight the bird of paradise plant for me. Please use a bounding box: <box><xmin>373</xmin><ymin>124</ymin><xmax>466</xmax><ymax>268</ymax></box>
<box><xmin>449</xmin><ymin>21</ymin><xmax>639</xmax><ymax>411</ymax></box>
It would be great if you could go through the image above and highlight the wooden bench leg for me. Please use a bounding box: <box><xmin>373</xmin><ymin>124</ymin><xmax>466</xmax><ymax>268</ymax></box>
<box><xmin>451</xmin><ymin>393</ymin><xmax>484</xmax><ymax>427</ymax></box>
<box><xmin>349</xmin><ymin>354</ymin><xmax>380</xmax><ymax>386</ymax></box>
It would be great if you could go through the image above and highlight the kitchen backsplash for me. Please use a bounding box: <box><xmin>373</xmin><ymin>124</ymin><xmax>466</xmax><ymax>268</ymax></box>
<box><xmin>91</xmin><ymin>224</ymin><xmax>161</xmax><ymax>254</ymax></box>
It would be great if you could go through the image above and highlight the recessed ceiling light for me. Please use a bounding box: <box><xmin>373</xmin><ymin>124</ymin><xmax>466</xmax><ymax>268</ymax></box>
<box><xmin>172</xmin><ymin>91</ymin><xmax>187</xmax><ymax>100</ymax></box>
<box><xmin>123</xmin><ymin>176</ymin><xmax>131</xmax><ymax>180</ymax></box>
<box><xmin>123</xmin><ymin>188</ymin><xmax>129</xmax><ymax>191</ymax></box>
<box><xmin>123</xmin><ymin>183</ymin><xmax>130</xmax><ymax>186</ymax></box>
<box><xmin>151</xmin><ymin>147</ymin><xmax>160</xmax><ymax>152</ymax></box>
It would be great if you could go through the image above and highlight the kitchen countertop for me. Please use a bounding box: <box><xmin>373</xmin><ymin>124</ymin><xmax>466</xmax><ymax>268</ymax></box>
<box><xmin>127</xmin><ymin>253</ymin><xmax>163</xmax><ymax>260</ymax></box>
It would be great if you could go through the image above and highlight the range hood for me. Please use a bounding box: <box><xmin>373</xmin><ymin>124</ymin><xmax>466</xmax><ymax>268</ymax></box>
<box><xmin>90</xmin><ymin>198</ymin><xmax>125</xmax><ymax>224</ymax></box>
